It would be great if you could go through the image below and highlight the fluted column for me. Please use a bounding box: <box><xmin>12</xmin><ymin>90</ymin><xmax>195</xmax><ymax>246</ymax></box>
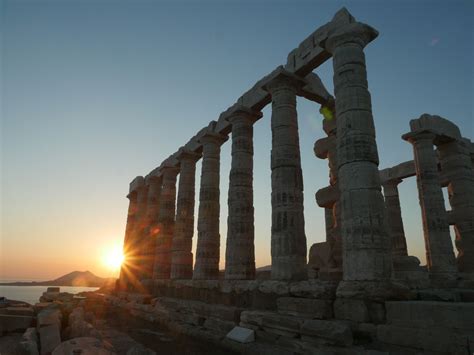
<box><xmin>324</xmin><ymin>23</ymin><xmax>392</xmax><ymax>281</ymax></box>
<box><xmin>152</xmin><ymin>166</ymin><xmax>179</xmax><ymax>280</ymax></box>
<box><xmin>140</xmin><ymin>176</ymin><xmax>162</xmax><ymax>280</ymax></box>
<box><xmin>262</xmin><ymin>70</ymin><xmax>307</xmax><ymax>281</ymax></box>
<box><xmin>132</xmin><ymin>182</ymin><xmax>148</xmax><ymax>284</ymax></box>
<box><xmin>382</xmin><ymin>179</ymin><xmax>408</xmax><ymax>257</ymax></box>
<box><xmin>438</xmin><ymin>139</ymin><xmax>474</xmax><ymax>272</ymax></box>
<box><xmin>404</xmin><ymin>131</ymin><xmax>457</xmax><ymax>278</ymax></box>
<box><xmin>118</xmin><ymin>188</ymin><xmax>139</xmax><ymax>290</ymax></box>
<box><xmin>193</xmin><ymin>131</ymin><xmax>228</xmax><ymax>280</ymax></box>
<box><xmin>171</xmin><ymin>149</ymin><xmax>200</xmax><ymax>279</ymax></box>
<box><xmin>225</xmin><ymin>107</ymin><xmax>262</xmax><ymax>280</ymax></box>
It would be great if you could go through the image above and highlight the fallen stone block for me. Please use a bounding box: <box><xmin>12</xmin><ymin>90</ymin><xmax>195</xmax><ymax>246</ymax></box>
<box><xmin>300</xmin><ymin>319</ymin><xmax>353</xmax><ymax>346</ymax></box>
<box><xmin>277</xmin><ymin>297</ymin><xmax>333</xmax><ymax>319</ymax></box>
<box><xmin>0</xmin><ymin>314</ymin><xmax>34</xmax><ymax>334</ymax></box>
<box><xmin>39</xmin><ymin>324</ymin><xmax>61</xmax><ymax>355</ymax></box>
<box><xmin>262</xmin><ymin>313</ymin><xmax>302</xmax><ymax>333</ymax></box>
<box><xmin>5</xmin><ymin>306</ymin><xmax>35</xmax><ymax>317</ymax></box>
<box><xmin>226</xmin><ymin>326</ymin><xmax>255</xmax><ymax>343</ymax></box>
<box><xmin>21</xmin><ymin>340</ymin><xmax>40</xmax><ymax>355</ymax></box>
<box><xmin>240</xmin><ymin>310</ymin><xmax>269</xmax><ymax>327</ymax></box>
<box><xmin>47</xmin><ymin>287</ymin><xmax>60</xmax><ymax>293</ymax></box>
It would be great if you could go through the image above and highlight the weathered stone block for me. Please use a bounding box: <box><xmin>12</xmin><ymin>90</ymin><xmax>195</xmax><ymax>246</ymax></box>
<box><xmin>37</xmin><ymin>308</ymin><xmax>62</xmax><ymax>329</ymax></box>
<box><xmin>300</xmin><ymin>319</ymin><xmax>353</xmax><ymax>346</ymax></box>
<box><xmin>277</xmin><ymin>297</ymin><xmax>333</xmax><ymax>319</ymax></box>
<box><xmin>240</xmin><ymin>310</ymin><xmax>268</xmax><ymax>327</ymax></box>
<box><xmin>5</xmin><ymin>306</ymin><xmax>35</xmax><ymax>317</ymax></box>
<box><xmin>39</xmin><ymin>324</ymin><xmax>61</xmax><ymax>355</ymax></box>
<box><xmin>385</xmin><ymin>301</ymin><xmax>474</xmax><ymax>331</ymax></box>
<box><xmin>226</xmin><ymin>326</ymin><xmax>255</xmax><ymax>343</ymax></box>
<box><xmin>203</xmin><ymin>317</ymin><xmax>235</xmax><ymax>333</ymax></box>
<box><xmin>377</xmin><ymin>324</ymin><xmax>468</xmax><ymax>354</ymax></box>
<box><xmin>262</xmin><ymin>313</ymin><xmax>302</xmax><ymax>333</ymax></box>
<box><xmin>334</xmin><ymin>298</ymin><xmax>369</xmax><ymax>322</ymax></box>
<box><xmin>0</xmin><ymin>314</ymin><xmax>34</xmax><ymax>334</ymax></box>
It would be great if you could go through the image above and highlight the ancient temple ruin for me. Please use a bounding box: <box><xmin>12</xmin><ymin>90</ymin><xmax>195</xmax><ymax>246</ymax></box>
<box><xmin>114</xmin><ymin>8</ymin><xmax>474</xmax><ymax>354</ymax></box>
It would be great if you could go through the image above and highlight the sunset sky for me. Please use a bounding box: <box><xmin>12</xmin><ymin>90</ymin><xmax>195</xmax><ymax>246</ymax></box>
<box><xmin>1</xmin><ymin>0</ymin><xmax>472</xmax><ymax>280</ymax></box>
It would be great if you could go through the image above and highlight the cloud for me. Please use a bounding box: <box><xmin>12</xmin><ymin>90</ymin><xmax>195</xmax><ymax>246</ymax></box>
<box><xmin>430</xmin><ymin>38</ymin><xmax>440</xmax><ymax>46</ymax></box>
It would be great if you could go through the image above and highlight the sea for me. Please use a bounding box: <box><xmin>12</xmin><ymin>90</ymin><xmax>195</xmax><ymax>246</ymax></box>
<box><xmin>0</xmin><ymin>285</ymin><xmax>99</xmax><ymax>305</ymax></box>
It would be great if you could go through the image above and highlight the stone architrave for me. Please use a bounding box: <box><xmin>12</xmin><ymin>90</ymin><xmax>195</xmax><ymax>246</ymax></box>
<box><xmin>438</xmin><ymin>139</ymin><xmax>474</xmax><ymax>272</ymax></box>
<box><xmin>382</xmin><ymin>179</ymin><xmax>408</xmax><ymax>257</ymax></box>
<box><xmin>193</xmin><ymin>131</ymin><xmax>228</xmax><ymax>280</ymax></box>
<box><xmin>152</xmin><ymin>166</ymin><xmax>179</xmax><ymax>280</ymax></box>
<box><xmin>262</xmin><ymin>70</ymin><xmax>308</xmax><ymax>281</ymax></box>
<box><xmin>403</xmin><ymin>131</ymin><xmax>457</xmax><ymax>278</ymax></box>
<box><xmin>171</xmin><ymin>149</ymin><xmax>201</xmax><ymax>279</ymax></box>
<box><xmin>140</xmin><ymin>175</ymin><xmax>162</xmax><ymax>280</ymax></box>
<box><xmin>224</xmin><ymin>106</ymin><xmax>262</xmax><ymax>280</ymax></box>
<box><xmin>324</xmin><ymin>22</ymin><xmax>392</xmax><ymax>281</ymax></box>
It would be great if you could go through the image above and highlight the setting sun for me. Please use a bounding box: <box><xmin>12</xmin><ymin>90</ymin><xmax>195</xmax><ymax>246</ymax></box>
<box><xmin>102</xmin><ymin>245</ymin><xmax>124</xmax><ymax>271</ymax></box>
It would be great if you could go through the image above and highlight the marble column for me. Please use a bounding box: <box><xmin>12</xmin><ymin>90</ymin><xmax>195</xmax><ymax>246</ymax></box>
<box><xmin>225</xmin><ymin>107</ymin><xmax>262</xmax><ymax>280</ymax></box>
<box><xmin>404</xmin><ymin>131</ymin><xmax>457</xmax><ymax>278</ymax></box>
<box><xmin>140</xmin><ymin>176</ymin><xmax>162</xmax><ymax>280</ymax></box>
<box><xmin>171</xmin><ymin>149</ymin><xmax>200</xmax><ymax>279</ymax></box>
<box><xmin>152</xmin><ymin>166</ymin><xmax>179</xmax><ymax>280</ymax></box>
<box><xmin>382</xmin><ymin>179</ymin><xmax>408</xmax><ymax>257</ymax></box>
<box><xmin>324</xmin><ymin>23</ymin><xmax>392</xmax><ymax>281</ymax></box>
<box><xmin>193</xmin><ymin>131</ymin><xmax>228</xmax><ymax>280</ymax></box>
<box><xmin>118</xmin><ymin>188</ymin><xmax>139</xmax><ymax>290</ymax></box>
<box><xmin>438</xmin><ymin>139</ymin><xmax>474</xmax><ymax>272</ymax></box>
<box><xmin>262</xmin><ymin>71</ymin><xmax>307</xmax><ymax>281</ymax></box>
<box><xmin>132</xmin><ymin>182</ymin><xmax>149</xmax><ymax>283</ymax></box>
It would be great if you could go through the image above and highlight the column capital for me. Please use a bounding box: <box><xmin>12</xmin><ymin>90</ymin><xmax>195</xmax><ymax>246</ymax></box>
<box><xmin>160</xmin><ymin>165</ymin><xmax>180</xmax><ymax>178</ymax></box>
<box><xmin>176</xmin><ymin>148</ymin><xmax>201</xmax><ymax>163</ymax></box>
<box><xmin>261</xmin><ymin>66</ymin><xmax>306</xmax><ymax>93</ymax></box>
<box><xmin>402</xmin><ymin>130</ymin><xmax>437</xmax><ymax>145</ymax></box>
<box><xmin>382</xmin><ymin>178</ymin><xmax>403</xmax><ymax>197</ymax></box>
<box><xmin>226</xmin><ymin>105</ymin><xmax>263</xmax><ymax>125</ymax></box>
<box><xmin>324</xmin><ymin>22</ymin><xmax>378</xmax><ymax>53</ymax></box>
<box><xmin>199</xmin><ymin>130</ymin><xmax>228</xmax><ymax>146</ymax></box>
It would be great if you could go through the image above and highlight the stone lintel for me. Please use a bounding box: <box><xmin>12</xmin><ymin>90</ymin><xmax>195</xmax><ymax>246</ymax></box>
<box><xmin>379</xmin><ymin>160</ymin><xmax>416</xmax><ymax>184</ymax></box>
<box><xmin>409</xmin><ymin>114</ymin><xmax>461</xmax><ymax>142</ymax></box>
<box><xmin>198</xmin><ymin>128</ymin><xmax>228</xmax><ymax>146</ymax></box>
<box><xmin>224</xmin><ymin>104</ymin><xmax>263</xmax><ymax>125</ymax></box>
<box><xmin>285</xmin><ymin>8</ymin><xmax>359</xmax><ymax>77</ymax></box>
<box><xmin>316</xmin><ymin>185</ymin><xmax>340</xmax><ymax>208</ymax></box>
<box><xmin>129</xmin><ymin>176</ymin><xmax>145</xmax><ymax>194</ymax></box>
<box><xmin>175</xmin><ymin>147</ymin><xmax>201</xmax><ymax>163</ymax></box>
<box><xmin>299</xmin><ymin>73</ymin><xmax>333</xmax><ymax>105</ymax></box>
<box><xmin>261</xmin><ymin>66</ymin><xmax>307</xmax><ymax>92</ymax></box>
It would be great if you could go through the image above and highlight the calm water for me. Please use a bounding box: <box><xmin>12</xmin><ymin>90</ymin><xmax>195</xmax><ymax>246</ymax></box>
<box><xmin>0</xmin><ymin>285</ymin><xmax>99</xmax><ymax>305</ymax></box>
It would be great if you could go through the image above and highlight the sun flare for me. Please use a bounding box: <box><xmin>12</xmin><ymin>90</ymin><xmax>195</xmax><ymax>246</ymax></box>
<box><xmin>102</xmin><ymin>245</ymin><xmax>124</xmax><ymax>271</ymax></box>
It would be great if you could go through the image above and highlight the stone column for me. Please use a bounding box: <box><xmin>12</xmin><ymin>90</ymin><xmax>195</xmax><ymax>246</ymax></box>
<box><xmin>382</xmin><ymin>179</ymin><xmax>408</xmax><ymax>257</ymax></box>
<box><xmin>438</xmin><ymin>139</ymin><xmax>474</xmax><ymax>272</ymax></box>
<box><xmin>193</xmin><ymin>131</ymin><xmax>228</xmax><ymax>280</ymax></box>
<box><xmin>324</xmin><ymin>23</ymin><xmax>392</xmax><ymax>282</ymax></box>
<box><xmin>262</xmin><ymin>70</ymin><xmax>307</xmax><ymax>281</ymax></box>
<box><xmin>118</xmin><ymin>189</ymin><xmax>139</xmax><ymax>290</ymax></box>
<box><xmin>224</xmin><ymin>106</ymin><xmax>262</xmax><ymax>280</ymax></box>
<box><xmin>404</xmin><ymin>131</ymin><xmax>457</xmax><ymax>278</ymax></box>
<box><xmin>171</xmin><ymin>149</ymin><xmax>200</xmax><ymax>279</ymax></box>
<box><xmin>132</xmin><ymin>182</ymin><xmax>149</xmax><ymax>284</ymax></box>
<box><xmin>140</xmin><ymin>176</ymin><xmax>162</xmax><ymax>280</ymax></box>
<box><xmin>152</xmin><ymin>166</ymin><xmax>179</xmax><ymax>280</ymax></box>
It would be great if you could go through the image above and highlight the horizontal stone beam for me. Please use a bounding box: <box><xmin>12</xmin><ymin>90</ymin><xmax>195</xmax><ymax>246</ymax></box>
<box><xmin>379</xmin><ymin>160</ymin><xmax>416</xmax><ymax>184</ymax></box>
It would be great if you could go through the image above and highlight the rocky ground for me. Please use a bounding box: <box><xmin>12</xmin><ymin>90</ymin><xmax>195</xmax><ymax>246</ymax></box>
<box><xmin>0</xmin><ymin>288</ymin><xmax>234</xmax><ymax>355</ymax></box>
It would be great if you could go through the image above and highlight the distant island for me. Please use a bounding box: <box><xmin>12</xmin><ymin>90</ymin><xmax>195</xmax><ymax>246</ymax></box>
<box><xmin>0</xmin><ymin>270</ymin><xmax>116</xmax><ymax>288</ymax></box>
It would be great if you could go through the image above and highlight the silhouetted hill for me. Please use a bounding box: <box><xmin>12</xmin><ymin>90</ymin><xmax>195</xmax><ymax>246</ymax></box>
<box><xmin>0</xmin><ymin>270</ymin><xmax>115</xmax><ymax>287</ymax></box>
